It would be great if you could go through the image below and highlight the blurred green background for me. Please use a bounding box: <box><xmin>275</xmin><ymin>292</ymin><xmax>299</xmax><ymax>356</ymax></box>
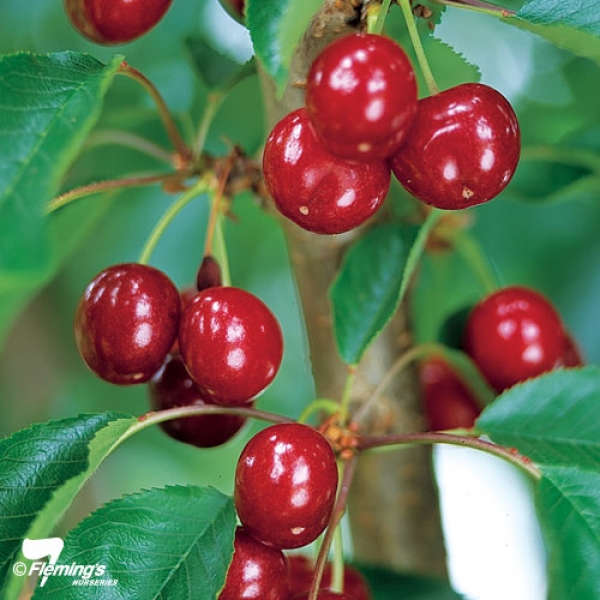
<box><xmin>0</xmin><ymin>0</ymin><xmax>598</xmax><ymax>553</ymax></box>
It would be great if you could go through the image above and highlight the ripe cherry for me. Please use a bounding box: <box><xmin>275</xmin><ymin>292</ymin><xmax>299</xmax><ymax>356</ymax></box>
<box><xmin>420</xmin><ymin>356</ymin><xmax>482</xmax><ymax>431</ymax></box>
<box><xmin>306</xmin><ymin>33</ymin><xmax>417</xmax><ymax>162</ymax></box>
<box><xmin>263</xmin><ymin>108</ymin><xmax>390</xmax><ymax>234</ymax></box>
<box><xmin>74</xmin><ymin>263</ymin><xmax>180</xmax><ymax>385</ymax></box>
<box><xmin>288</xmin><ymin>555</ymin><xmax>371</xmax><ymax>600</ymax></box>
<box><xmin>196</xmin><ymin>255</ymin><xmax>222</xmax><ymax>292</ymax></box>
<box><xmin>218</xmin><ymin>527</ymin><xmax>289</xmax><ymax>600</ymax></box>
<box><xmin>556</xmin><ymin>333</ymin><xmax>585</xmax><ymax>368</ymax></box>
<box><xmin>391</xmin><ymin>83</ymin><xmax>520</xmax><ymax>210</ymax></box>
<box><xmin>179</xmin><ymin>286</ymin><xmax>283</xmax><ymax>405</ymax></box>
<box><xmin>64</xmin><ymin>0</ymin><xmax>173</xmax><ymax>45</ymax></box>
<box><xmin>464</xmin><ymin>286</ymin><xmax>565</xmax><ymax>392</ymax></box>
<box><xmin>148</xmin><ymin>354</ymin><xmax>247</xmax><ymax>448</ymax></box>
<box><xmin>234</xmin><ymin>423</ymin><xmax>338</xmax><ymax>549</ymax></box>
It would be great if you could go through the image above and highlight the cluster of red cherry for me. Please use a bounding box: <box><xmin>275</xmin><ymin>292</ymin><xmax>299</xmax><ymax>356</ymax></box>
<box><xmin>74</xmin><ymin>258</ymin><xmax>284</xmax><ymax>447</ymax></box>
<box><xmin>263</xmin><ymin>32</ymin><xmax>521</xmax><ymax>235</ymax></box>
<box><xmin>421</xmin><ymin>285</ymin><xmax>584</xmax><ymax>431</ymax></box>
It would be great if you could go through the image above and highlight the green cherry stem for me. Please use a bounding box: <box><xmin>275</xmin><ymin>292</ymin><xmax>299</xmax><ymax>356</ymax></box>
<box><xmin>118</xmin><ymin>62</ymin><xmax>192</xmax><ymax>163</ymax></box>
<box><xmin>308</xmin><ymin>456</ymin><xmax>358</xmax><ymax>600</ymax></box>
<box><xmin>298</xmin><ymin>399</ymin><xmax>343</xmax><ymax>425</ymax></box>
<box><xmin>432</xmin><ymin>0</ymin><xmax>516</xmax><ymax>18</ymax></box>
<box><xmin>338</xmin><ymin>365</ymin><xmax>358</xmax><ymax>424</ymax></box>
<box><xmin>193</xmin><ymin>92</ymin><xmax>225</xmax><ymax>158</ymax></box>
<box><xmin>46</xmin><ymin>173</ymin><xmax>170</xmax><ymax>214</ymax></box>
<box><xmin>138</xmin><ymin>178</ymin><xmax>210</xmax><ymax>265</ymax></box>
<box><xmin>358</xmin><ymin>431</ymin><xmax>541</xmax><ymax>480</ymax></box>
<box><xmin>85</xmin><ymin>129</ymin><xmax>174</xmax><ymax>165</ymax></box>
<box><xmin>331</xmin><ymin>522</ymin><xmax>345</xmax><ymax>594</ymax></box>
<box><xmin>367</xmin><ymin>0</ymin><xmax>393</xmax><ymax>35</ymax></box>
<box><xmin>398</xmin><ymin>0</ymin><xmax>439</xmax><ymax>95</ymax></box>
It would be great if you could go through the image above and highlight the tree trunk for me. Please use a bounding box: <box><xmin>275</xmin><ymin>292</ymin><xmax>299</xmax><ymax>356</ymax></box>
<box><xmin>260</xmin><ymin>0</ymin><xmax>447</xmax><ymax>577</ymax></box>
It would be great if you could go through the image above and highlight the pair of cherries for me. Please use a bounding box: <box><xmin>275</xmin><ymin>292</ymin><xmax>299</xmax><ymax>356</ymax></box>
<box><xmin>422</xmin><ymin>286</ymin><xmax>584</xmax><ymax>432</ymax></box>
<box><xmin>263</xmin><ymin>33</ymin><xmax>521</xmax><ymax>235</ymax></box>
<box><xmin>74</xmin><ymin>260</ymin><xmax>284</xmax><ymax>447</ymax></box>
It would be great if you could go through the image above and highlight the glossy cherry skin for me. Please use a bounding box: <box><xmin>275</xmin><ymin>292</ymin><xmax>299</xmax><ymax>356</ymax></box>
<box><xmin>65</xmin><ymin>0</ymin><xmax>173</xmax><ymax>44</ymax></box>
<box><xmin>218</xmin><ymin>527</ymin><xmax>289</xmax><ymax>600</ymax></box>
<box><xmin>306</xmin><ymin>33</ymin><xmax>417</xmax><ymax>162</ymax></box>
<box><xmin>234</xmin><ymin>423</ymin><xmax>338</xmax><ymax>549</ymax></box>
<box><xmin>74</xmin><ymin>263</ymin><xmax>180</xmax><ymax>385</ymax></box>
<box><xmin>263</xmin><ymin>108</ymin><xmax>390</xmax><ymax>234</ymax></box>
<box><xmin>391</xmin><ymin>83</ymin><xmax>520</xmax><ymax>210</ymax></box>
<box><xmin>148</xmin><ymin>354</ymin><xmax>247</xmax><ymax>448</ymax></box>
<box><xmin>420</xmin><ymin>357</ymin><xmax>482</xmax><ymax>431</ymax></box>
<box><xmin>464</xmin><ymin>286</ymin><xmax>565</xmax><ymax>392</ymax></box>
<box><xmin>288</xmin><ymin>555</ymin><xmax>371</xmax><ymax>600</ymax></box>
<box><xmin>179</xmin><ymin>286</ymin><xmax>283</xmax><ymax>405</ymax></box>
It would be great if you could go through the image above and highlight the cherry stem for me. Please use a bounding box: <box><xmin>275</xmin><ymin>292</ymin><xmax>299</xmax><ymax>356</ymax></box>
<box><xmin>432</xmin><ymin>0</ymin><xmax>516</xmax><ymax>18</ymax></box>
<box><xmin>138</xmin><ymin>178</ymin><xmax>210</xmax><ymax>265</ymax></box>
<box><xmin>308</xmin><ymin>456</ymin><xmax>358</xmax><ymax>600</ymax></box>
<box><xmin>118</xmin><ymin>62</ymin><xmax>192</xmax><ymax>164</ymax></box>
<box><xmin>367</xmin><ymin>0</ymin><xmax>393</xmax><ymax>34</ymax></box>
<box><xmin>193</xmin><ymin>92</ymin><xmax>225</xmax><ymax>158</ymax></box>
<box><xmin>46</xmin><ymin>173</ymin><xmax>170</xmax><ymax>214</ymax></box>
<box><xmin>437</xmin><ymin>226</ymin><xmax>500</xmax><ymax>294</ymax></box>
<box><xmin>298</xmin><ymin>399</ymin><xmax>343</xmax><ymax>425</ymax></box>
<box><xmin>358</xmin><ymin>430</ymin><xmax>541</xmax><ymax>479</ymax></box>
<box><xmin>85</xmin><ymin>130</ymin><xmax>174</xmax><ymax>165</ymax></box>
<box><xmin>398</xmin><ymin>0</ymin><xmax>440</xmax><ymax>95</ymax></box>
<box><xmin>331</xmin><ymin>523</ymin><xmax>345</xmax><ymax>593</ymax></box>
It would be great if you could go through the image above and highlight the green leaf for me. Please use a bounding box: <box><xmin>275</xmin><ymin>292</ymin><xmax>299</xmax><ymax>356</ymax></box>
<box><xmin>477</xmin><ymin>366</ymin><xmax>600</xmax><ymax>468</ymax></box>
<box><xmin>0</xmin><ymin>413</ymin><xmax>137</xmax><ymax>599</ymax></box>
<box><xmin>331</xmin><ymin>212</ymin><xmax>441</xmax><ymax>365</ymax></box>
<box><xmin>536</xmin><ymin>465</ymin><xmax>600</xmax><ymax>600</ymax></box>
<box><xmin>359</xmin><ymin>564</ymin><xmax>464</xmax><ymax>599</ymax></box>
<box><xmin>32</xmin><ymin>486</ymin><xmax>236</xmax><ymax>600</ymax></box>
<box><xmin>331</xmin><ymin>224</ymin><xmax>418</xmax><ymax>365</ymax></box>
<box><xmin>185</xmin><ymin>36</ymin><xmax>256</xmax><ymax>91</ymax></box>
<box><xmin>246</xmin><ymin>0</ymin><xmax>323</xmax><ymax>94</ymax></box>
<box><xmin>504</xmin><ymin>0</ymin><xmax>600</xmax><ymax>66</ymax></box>
<box><xmin>0</xmin><ymin>51</ymin><xmax>122</xmax><ymax>282</ymax></box>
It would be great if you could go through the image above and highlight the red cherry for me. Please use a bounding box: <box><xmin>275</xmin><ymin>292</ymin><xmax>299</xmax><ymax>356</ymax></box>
<box><xmin>64</xmin><ymin>0</ymin><xmax>173</xmax><ymax>44</ymax></box>
<box><xmin>464</xmin><ymin>286</ymin><xmax>565</xmax><ymax>392</ymax></box>
<box><xmin>391</xmin><ymin>83</ymin><xmax>520</xmax><ymax>210</ymax></box>
<box><xmin>420</xmin><ymin>357</ymin><xmax>481</xmax><ymax>431</ymax></box>
<box><xmin>555</xmin><ymin>333</ymin><xmax>585</xmax><ymax>368</ymax></box>
<box><xmin>74</xmin><ymin>263</ymin><xmax>180</xmax><ymax>385</ymax></box>
<box><xmin>196</xmin><ymin>255</ymin><xmax>222</xmax><ymax>292</ymax></box>
<box><xmin>218</xmin><ymin>527</ymin><xmax>289</xmax><ymax>600</ymax></box>
<box><xmin>288</xmin><ymin>555</ymin><xmax>371</xmax><ymax>600</ymax></box>
<box><xmin>262</xmin><ymin>108</ymin><xmax>390</xmax><ymax>234</ymax></box>
<box><xmin>179</xmin><ymin>287</ymin><xmax>283</xmax><ymax>405</ymax></box>
<box><xmin>148</xmin><ymin>354</ymin><xmax>247</xmax><ymax>448</ymax></box>
<box><xmin>306</xmin><ymin>33</ymin><xmax>417</xmax><ymax>162</ymax></box>
<box><xmin>234</xmin><ymin>423</ymin><xmax>338</xmax><ymax>549</ymax></box>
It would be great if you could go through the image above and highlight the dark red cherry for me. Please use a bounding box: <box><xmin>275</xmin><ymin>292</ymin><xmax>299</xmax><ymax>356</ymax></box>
<box><xmin>391</xmin><ymin>83</ymin><xmax>520</xmax><ymax>209</ymax></box>
<box><xmin>179</xmin><ymin>286</ymin><xmax>283</xmax><ymax>405</ymax></box>
<box><xmin>288</xmin><ymin>555</ymin><xmax>371</xmax><ymax>600</ymax></box>
<box><xmin>262</xmin><ymin>108</ymin><xmax>390</xmax><ymax>235</ymax></box>
<box><xmin>464</xmin><ymin>286</ymin><xmax>565</xmax><ymax>392</ymax></box>
<box><xmin>196</xmin><ymin>255</ymin><xmax>222</xmax><ymax>291</ymax></box>
<box><xmin>555</xmin><ymin>333</ymin><xmax>585</xmax><ymax>368</ymax></box>
<box><xmin>234</xmin><ymin>423</ymin><xmax>338</xmax><ymax>549</ymax></box>
<box><xmin>74</xmin><ymin>263</ymin><xmax>180</xmax><ymax>385</ymax></box>
<box><xmin>218</xmin><ymin>527</ymin><xmax>289</xmax><ymax>600</ymax></box>
<box><xmin>306</xmin><ymin>33</ymin><xmax>417</xmax><ymax>162</ymax></box>
<box><xmin>65</xmin><ymin>0</ymin><xmax>173</xmax><ymax>44</ymax></box>
<box><xmin>420</xmin><ymin>356</ymin><xmax>482</xmax><ymax>431</ymax></box>
<box><xmin>148</xmin><ymin>354</ymin><xmax>247</xmax><ymax>448</ymax></box>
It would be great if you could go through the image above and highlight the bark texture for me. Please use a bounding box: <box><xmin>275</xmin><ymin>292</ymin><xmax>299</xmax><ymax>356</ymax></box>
<box><xmin>260</xmin><ymin>0</ymin><xmax>447</xmax><ymax>576</ymax></box>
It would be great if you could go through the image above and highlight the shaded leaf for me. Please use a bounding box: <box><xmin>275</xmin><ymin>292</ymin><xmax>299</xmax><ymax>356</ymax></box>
<box><xmin>185</xmin><ymin>36</ymin><xmax>256</xmax><ymax>91</ymax></box>
<box><xmin>477</xmin><ymin>367</ymin><xmax>600</xmax><ymax>469</ymax></box>
<box><xmin>536</xmin><ymin>465</ymin><xmax>600</xmax><ymax>600</ymax></box>
<box><xmin>246</xmin><ymin>0</ymin><xmax>322</xmax><ymax>94</ymax></box>
<box><xmin>33</xmin><ymin>486</ymin><xmax>236</xmax><ymax>600</ymax></box>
